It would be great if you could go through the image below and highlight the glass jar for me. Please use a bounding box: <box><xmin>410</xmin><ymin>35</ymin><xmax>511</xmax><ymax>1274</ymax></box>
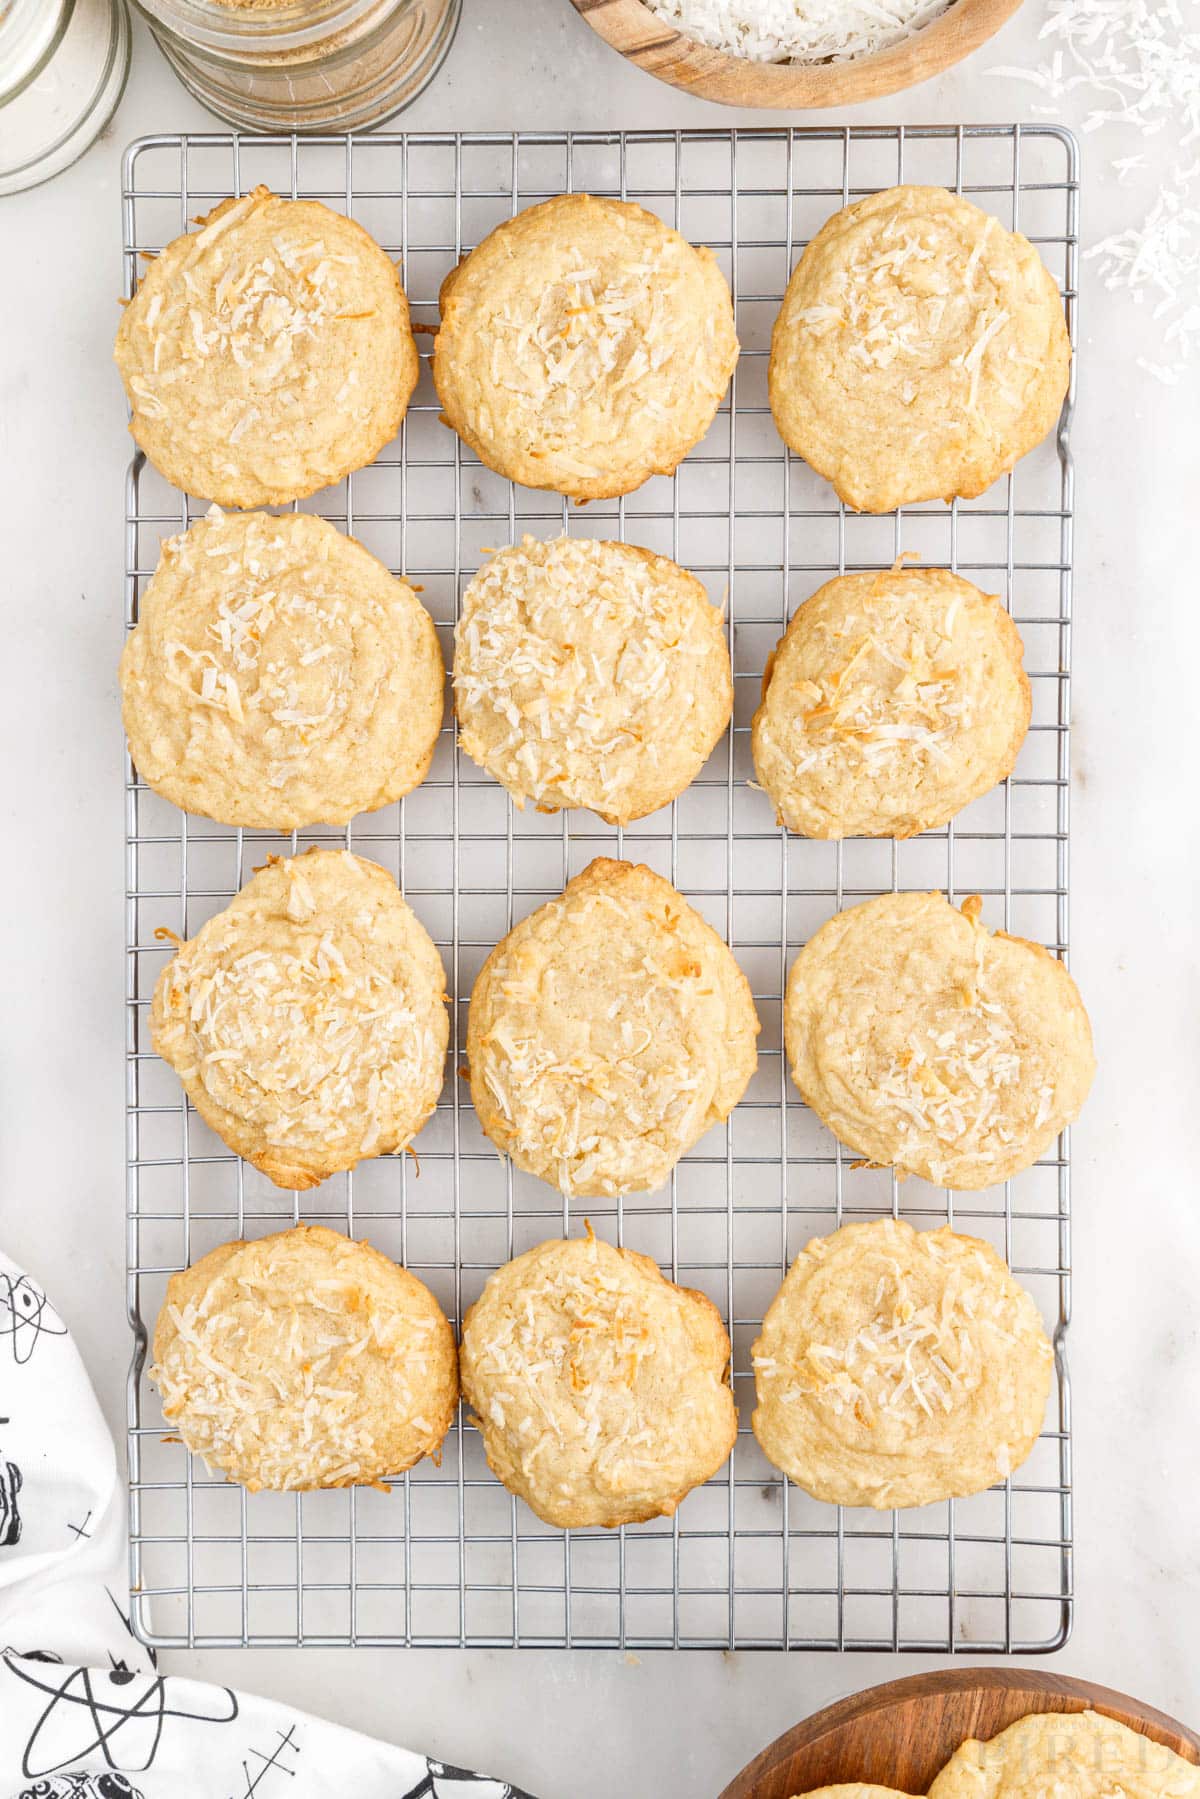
<box><xmin>132</xmin><ymin>0</ymin><xmax>461</xmax><ymax>132</ymax></box>
<box><xmin>0</xmin><ymin>0</ymin><xmax>130</xmax><ymax>195</ymax></box>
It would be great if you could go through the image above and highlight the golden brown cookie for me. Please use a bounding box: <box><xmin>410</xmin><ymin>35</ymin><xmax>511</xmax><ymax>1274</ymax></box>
<box><xmin>151</xmin><ymin>849</ymin><xmax>448</xmax><ymax>1190</ymax></box>
<box><xmin>930</xmin><ymin>1711</ymin><xmax>1200</xmax><ymax>1799</ymax></box>
<box><xmin>751</xmin><ymin>1218</ymin><xmax>1054</xmax><ymax>1509</ymax></box>
<box><xmin>121</xmin><ymin>508</ymin><xmax>444</xmax><ymax>829</ymax></box>
<box><xmin>769</xmin><ymin>185</ymin><xmax>1070</xmax><ymax>513</ymax></box>
<box><xmin>454</xmin><ymin>534</ymin><xmax>731</xmax><ymax>825</ymax></box>
<box><xmin>792</xmin><ymin>1787</ymin><xmax>924</xmax><ymax>1799</ymax></box>
<box><xmin>433</xmin><ymin>193</ymin><xmax>738</xmax><ymax>500</ymax></box>
<box><xmin>752</xmin><ymin>566</ymin><xmax>1029</xmax><ymax>839</ymax></box>
<box><xmin>460</xmin><ymin>1232</ymin><xmax>736</xmax><ymax>1527</ymax></box>
<box><xmin>467</xmin><ymin>859</ymin><xmax>759</xmax><ymax>1197</ymax></box>
<box><xmin>150</xmin><ymin>1225</ymin><xmax>457</xmax><ymax>1492</ymax></box>
<box><xmin>115</xmin><ymin>186</ymin><xmax>419</xmax><ymax>506</ymax></box>
<box><xmin>783</xmin><ymin>891</ymin><xmax>1094</xmax><ymax>1188</ymax></box>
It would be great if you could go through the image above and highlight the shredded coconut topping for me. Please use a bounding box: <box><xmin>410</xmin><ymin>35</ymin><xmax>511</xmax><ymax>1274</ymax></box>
<box><xmin>785</xmin><ymin>890</ymin><xmax>1094</xmax><ymax>1190</ymax></box>
<box><xmin>115</xmin><ymin>186</ymin><xmax>410</xmax><ymax>505</ymax></box>
<box><xmin>783</xmin><ymin>592</ymin><xmax>964</xmax><ymax>774</ymax></box>
<box><xmin>123</xmin><ymin>507</ymin><xmax>442</xmax><ymax>828</ymax></box>
<box><xmin>153</xmin><ymin>853</ymin><xmax>447</xmax><ymax>1175</ymax></box>
<box><xmin>475</xmin><ymin>898</ymin><xmax>708</xmax><ymax>1194</ymax></box>
<box><xmin>800</xmin><ymin>207</ymin><xmax>1021</xmax><ymax>405</ymax></box>
<box><xmin>771</xmin><ymin>186</ymin><xmax>1069</xmax><ymax>513</ymax></box>
<box><xmin>488</xmin><ymin>249</ymin><xmax>668</xmax><ymax>457</ymax></box>
<box><xmin>145</xmin><ymin>196</ymin><xmax>354</xmax><ymax>384</ymax></box>
<box><xmin>150</xmin><ymin>1229</ymin><xmax>450</xmax><ymax>1492</ymax></box>
<box><xmin>437</xmin><ymin>197</ymin><xmax>738</xmax><ymax>496</ymax></box>
<box><xmin>765</xmin><ymin>1236</ymin><xmax>988</xmax><ymax>1428</ymax></box>
<box><xmin>454</xmin><ymin>535</ymin><xmax>728</xmax><ymax>824</ymax></box>
<box><xmin>469</xmin><ymin>1241</ymin><xmax>661</xmax><ymax>1459</ymax></box>
<box><xmin>168</xmin><ymin>515</ymin><xmax>361</xmax><ymax>751</ymax></box>
<box><xmin>461</xmin><ymin>1232</ymin><xmax>735</xmax><ymax>1526</ymax></box>
<box><xmin>751</xmin><ymin>1219</ymin><xmax>1054</xmax><ymax>1508</ymax></box>
<box><xmin>853</xmin><ymin>909</ymin><xmax>1039</xmax><ymax>1175</ymax></box>
<box><xmin>469</xmin><ymin>863</ymin><xmax>757</xmax><ymax>1198</ymax></box>
<box><xmin>754</xmin><ymin>568</ymin><xmax>1025</xmax><ymax>839</ymax></box>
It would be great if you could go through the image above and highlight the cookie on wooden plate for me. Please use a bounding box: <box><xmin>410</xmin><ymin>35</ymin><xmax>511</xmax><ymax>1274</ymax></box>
<box><xmin>769</xmin><ymin>185</ymin><xmax>1070</xmax><ymax>513</ymax></box>
<box><xmin>150</xmin><ymin>1224</ymin><xmax>457</xmax><ymax>1492</ymax></box>
<box><xmin>151</xmin><ymin>849</ymin><xmax>448</xmax><ymax>1191</ymax></box>
<box><xmin>454</xmin><ymin>534</ymin><xmax>731</xmax><ymax>825</ymax></box>
<box><xmin>792</xmin><ymin>1786</ymin><xmax>923</xmax><ymax>1799</ymax></box>
<box><xmin>433</xmin><ymin>193</ymin><xmax>738</xmax><ymax>499</ymax></box>
<box><xmin>115</xmin><ymin>185</ymin><xmax>419</xmax><ymax>506</ymax></box>
<box><xmin>783</xmin><ymin>890</ymin><xmax>1094</xmax><ymax>1188</ymax></box>
<box><xmin>467</xmin><ymin>858</ymin><xmax>759</xmax><ymax>1197</ymax></box>
<box><xmin>122</xmin><ymin>507</ymin><xmax>444</xmax><ymax>829</ymax></box>
<box><xmin>752</xmin><ymin>565</ymin><xmax>1029</xmax><ymax>839</ymax></box>
<box><xmin>460</xmin><ymin>1232</ymin><xmax>736</xmax><ymax>1528</ymax></box>
<box><xmin>751</xmin><ymin>1217</ymin><xmax>1053</xmax><ymax>1509</ymax></box>
<box><xmin>930</xmin><ymin>1709</ymin><xmax>1200</xmax><ymax>1799</ymax></box>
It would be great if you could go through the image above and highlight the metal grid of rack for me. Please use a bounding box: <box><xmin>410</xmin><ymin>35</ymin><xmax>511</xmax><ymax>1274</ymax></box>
<box><xmin>123</xmin><ymin>124</ymin><xmax>1079</xmax><ymax>1653</ymax></box>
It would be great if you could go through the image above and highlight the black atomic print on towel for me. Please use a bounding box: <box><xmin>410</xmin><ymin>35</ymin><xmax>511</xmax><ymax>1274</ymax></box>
<box><xmin>3</xmin><ymin>1651</ymin><xmax>238</xmax><ymax>1778</ymax></box>
<box><xmin>401</xmin><ymin>1763</ymin><xmax>537</xmax><ymax>1799</ymax></box>
<box><xmin>0</xmin><ymin>1448</ymin><xmax>22</xmax><ymax>1545</ymax></box>
<box><xmin>16</xmin><ymin>1777</ymin><xmax>146</xmax><ymax>1798</ymax></box>
<box><xmin>232</xmin><ymin>1724</ymin><xmax>300</xmax><ymax>1797</ymax></box>
<box><xmin>0</xmin><ymin>1272</ymin><xmax>68</xmax><ymax>1366</ymax></box>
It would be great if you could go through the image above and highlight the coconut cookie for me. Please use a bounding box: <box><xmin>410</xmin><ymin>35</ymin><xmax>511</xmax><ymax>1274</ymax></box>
<box><xmin>150</xmin><ymin>1225</ymin><xmax>457</xmax><ymax>1492</ymax></box>
<box><xmin>460</xmin><ymin>1232</ymin><xmax>736</xmax><ymax>1528</ymax></box>
<box><xmin>752</xmin><ymin>566</ymin><xmax>1029</xmax><ymax>839</ymax></box>
<box><xmin>784</xmin><ymin>891</ymin><xmax>1093</xmax><ymax>1188</ymax></box>
<box><xmin>121</xmin><ymin>509</ymin><xmax>444</xmax><ymax>829</ymax></box>
<box><xmin>433</xmin><ymin>193</ymin><xmax>738</xmax><ymax>500</ymax></box>
<box><xmin>454</xmin><ymin>535</ymin><xmax>732</xmax><ymax>825</ymax></box>
<box><xmin>931</xmin><ymin>1711</ymin><xmax>1200</xmax><ymax>1799</ymax></box>
<box><xmin>792</xmin><ymin>1787</ymin><xmax>924</xmax><ymax>1799</ymax></box>
<box><xmin>151</xmin><ymin>849</ymin><xmax>448</xmax><ymax>1190</ymax></box>
<box><xmin>467</xmin><ymin>859</ymin><xmax>759</xmax><ymax>1197</ymax></box>
<box><xmin>114</xmin><ymin>186</ymin><xmax>419</xmax><ymax>506</ymax></box>
<box><xmin>751</xmin><ymin>1218</ymin><xmax>1053</xmax><ymax>1509</ymax></box>
<box><xmin>769</xmin><ymin>185</ymin><xmax>1070</xmax><ymax>513</ymax></box>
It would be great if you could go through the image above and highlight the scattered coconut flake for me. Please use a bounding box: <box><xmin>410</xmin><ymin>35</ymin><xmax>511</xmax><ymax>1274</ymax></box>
<box><xmin>996</xmin><ymin>0</ymin><xmax>1200</xmax><ymax>378</ymax></box>
<box><xmin>1087</xmin><ymin>171</ymin><xmax>1200</xmax><ymax>378</ymax></box>
<box><xmin>994</xmin><ymin>0</ymin><xmax>1200</xmax><ymax>137</ymax></box>
<box><xmin>644</xmin><ymin>0</ymin><xmax>952</xmax><ymax>66</ymax></box>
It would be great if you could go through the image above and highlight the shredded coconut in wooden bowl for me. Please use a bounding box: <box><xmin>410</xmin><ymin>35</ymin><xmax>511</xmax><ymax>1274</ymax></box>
<box><xmin>644</xmin><ymin>0</ymin><xmax>953</xmax><ymax>65</ymax></box>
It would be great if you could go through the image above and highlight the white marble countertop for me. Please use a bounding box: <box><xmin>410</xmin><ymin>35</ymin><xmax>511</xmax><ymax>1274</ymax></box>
<box><xmin>2</xmin><ymin>3</ymin><xmax>1198</xmax><ymax>1794</ymax></box>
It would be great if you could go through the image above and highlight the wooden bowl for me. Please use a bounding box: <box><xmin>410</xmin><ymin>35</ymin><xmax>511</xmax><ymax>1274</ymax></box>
<box><xmin>568</xmin><ymin>0</ymin><xmax>1025</xmax><ymax>108</ymax></box>
<box><xmin>719</xmin><ymin>1668</ymin><xmax>1200</xmax><ymax>1799</ymax></box>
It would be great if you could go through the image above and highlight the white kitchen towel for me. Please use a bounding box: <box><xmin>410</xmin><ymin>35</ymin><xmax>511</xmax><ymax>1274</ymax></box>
<box><xmin>0</xmin><ymin>1251</ymin><xmax>535</xmax><ymax>1799</ymax></box>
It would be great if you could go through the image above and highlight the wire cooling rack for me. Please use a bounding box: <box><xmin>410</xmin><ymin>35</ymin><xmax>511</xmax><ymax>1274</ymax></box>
<box><xmin>123</xmin><ymin>125</ymin><xmax>1079</xmax><ymax>1653</ymax></box>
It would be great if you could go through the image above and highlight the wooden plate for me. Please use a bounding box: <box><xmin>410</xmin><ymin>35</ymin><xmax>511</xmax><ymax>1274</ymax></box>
<box><xmin>719</xmin><ymin>1668</ymin><xmax>1200</xmax><ymax>1799</ymax></box>
<box><xmin>568</xmin><ymin>0</ymin><xmax>1025</xmax><ymax>109</ymax></box>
